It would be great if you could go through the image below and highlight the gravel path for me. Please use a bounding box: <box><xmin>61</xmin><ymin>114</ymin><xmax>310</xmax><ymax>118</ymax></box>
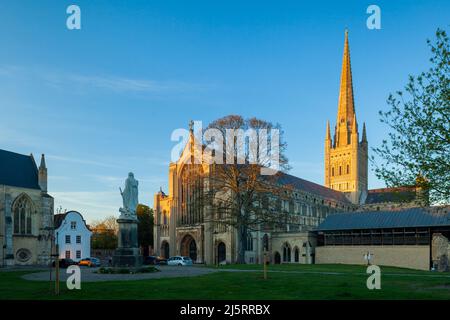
<box><xmin>22</xmin><ymin>265</ymin><xmax>218</xmax><ymax>282</ymax></box>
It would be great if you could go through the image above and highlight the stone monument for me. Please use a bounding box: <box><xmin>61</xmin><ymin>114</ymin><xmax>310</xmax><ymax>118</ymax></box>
<box><xmin>112</xmin><ymin>172</ymin><xmax>143</xmax><ymax>268</ymax></box>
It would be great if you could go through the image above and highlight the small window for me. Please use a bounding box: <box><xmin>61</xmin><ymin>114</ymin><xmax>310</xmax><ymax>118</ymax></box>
<box><xmin>65</xmin><ymin>235</ymin><xmax>71</xmax><ymax>244</ymax></box>
<box><xmin>76</xmin><ymin>235</ymin><xmax>81</xmax><ymax>244</ymax></box>
<box><xmin>71</xmin><ymin>221</ymin><xmax>76</xmax><ymax>230</ymax></box>
<box><xmin>346</xmin><ymin>164</ymin><xmax>350</xmax><ymax>174</ymax></box>
<box><xmin>65</xmin><ymin>251</ymin><xmax>71</xmax><ymax>259</ymax></box>
<box><xmin>339</xmin><ymin>166</ymin><xmax>342</xmax><ymax>175</ymax></box>
<box><xmin>76</xmin><ymin>250</ymin><xmax>81</xmax><ymax>259</ymax></box>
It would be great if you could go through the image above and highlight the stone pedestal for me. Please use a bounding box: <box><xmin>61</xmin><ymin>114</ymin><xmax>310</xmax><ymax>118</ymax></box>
<box><xmin>112</xmin><ymin>218</ymin><xmax>142</xmax><ymax>268</ymax></box>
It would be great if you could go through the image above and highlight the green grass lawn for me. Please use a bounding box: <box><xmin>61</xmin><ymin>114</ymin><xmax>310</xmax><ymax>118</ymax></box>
<box><xmin>1</xmin><ymin>264</ymin><xmax>450</xmax><ymax>300</ymax></box>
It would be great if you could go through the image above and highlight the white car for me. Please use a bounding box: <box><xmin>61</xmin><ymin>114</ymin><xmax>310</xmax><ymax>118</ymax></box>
<box><xmin>167</xmin><ymin>256</ymin><xmax>193</xmax><ymax>266</ymax></box>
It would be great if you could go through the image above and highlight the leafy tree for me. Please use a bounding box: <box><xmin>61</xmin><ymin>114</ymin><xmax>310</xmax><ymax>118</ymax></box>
<box><xmin>137</xmin><ymin>204</ymin><xmax>154</xmax><ymax>256</ymax></box>
<box><xmin>372</xmin><ymin>28</ymin><xmax>450</xmax><ymax>204</ymax></box>
<box><xmin>90</xmin><ymin>216</ymin><xmax>118</xmax><ymax>250</ymax></box>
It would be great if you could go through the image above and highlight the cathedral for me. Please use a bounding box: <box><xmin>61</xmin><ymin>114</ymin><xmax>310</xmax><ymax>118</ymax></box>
<box><xmin>153</xmin><ymin>31</ymin><xmax>423</xmax><ymax>265</ymax></box>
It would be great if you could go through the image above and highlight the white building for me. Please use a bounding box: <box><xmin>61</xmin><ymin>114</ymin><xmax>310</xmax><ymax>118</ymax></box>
<box><xmin>54</xmin><ymin>211</ymin><xmax>91</xmax><ymax>261</ymax></box>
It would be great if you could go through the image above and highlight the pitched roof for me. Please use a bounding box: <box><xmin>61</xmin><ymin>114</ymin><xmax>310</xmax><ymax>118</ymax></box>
<box><xmin>54</xmin><ymin>213</ymin><xmax>68</xmax><ymax>229</ymax></box>
<box><xmin>54</xmin><ymin>211</ymin><xmax>90</xmax><ymax>231</ymax></box>
<box><xmin>274</xmin><ymin>172</ymin><xmax>352</xmax><ymax>204</ymax></box>
<box><xmin>0</xmin><ymin>149</ymin><xmax>41</xmax><ymax>190</ymax></box>
<box><xmin>316</xmin><ymin>207</ymin><xmax>450</xmax><ymax>231</ymax></box>
<box><xmin>365</xmin><ymin>186</ymin><xmax>417</xmax><ymax>204</ymax></box>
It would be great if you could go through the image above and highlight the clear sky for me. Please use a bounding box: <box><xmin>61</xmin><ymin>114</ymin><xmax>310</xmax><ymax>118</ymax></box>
<box><xmin>0</xmin><ymin>1</ymin><xmax>448</xmax><ymax>223</ymax></box>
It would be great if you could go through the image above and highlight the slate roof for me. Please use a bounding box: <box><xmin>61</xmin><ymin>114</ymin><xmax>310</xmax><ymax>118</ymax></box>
<box><xmin>365</xmin><ymin>186</ymin><xmax>417</xmax><ymax>204</ymax></box>
<box><xmin>274</xmin><ymin>172</ymin><xmax>352</xmax><ymax>204</ymax></box>
<box><xmin>0</xmin><ymin>149</ymin><xmax>40</xmax><ymax>190</ymax></box>
<box><xmin>54</xmin><ymin>213</ymin><xmax>68</xmax><ymax>229</ymax></box>
<box><xmin>316</xmin><ymin>207</ymin><xmax>450</xmax><ymax>231</ymax></box>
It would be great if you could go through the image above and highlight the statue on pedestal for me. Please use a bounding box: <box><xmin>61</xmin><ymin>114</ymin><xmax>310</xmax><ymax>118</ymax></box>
<box><xmin>119</xmin><ymin>172</ymin><xmax>139</xmax><ymax>220</ymax></box>
<box><xmin>113</xmin><ymin>172</ymin><xmax>142</xmax><ymax>268</ymax></box>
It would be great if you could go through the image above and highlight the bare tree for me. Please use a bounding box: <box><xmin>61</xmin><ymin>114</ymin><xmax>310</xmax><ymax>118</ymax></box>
<box><xmin>186</xmin><ymin>115</ymin><xmax>291</xmax><ymax>264</ymax></box>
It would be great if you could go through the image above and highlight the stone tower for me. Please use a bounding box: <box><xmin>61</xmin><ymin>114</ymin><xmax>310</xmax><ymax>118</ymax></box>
<box><xmin>324</xmin><ymin>30</ymin><xmax>368</xmax><ymax>204</ymax></box>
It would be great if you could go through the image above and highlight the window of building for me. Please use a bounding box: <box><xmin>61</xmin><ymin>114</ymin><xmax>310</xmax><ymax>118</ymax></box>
<box><xmin>65</xmin><ymin>235</ymin><xmax>71</xmax><ymax>244</ymax></box>
<box><xmin>65</xmin><ymin>251</ymin><xmax>71</xmax><ymax>259</ymax></box>
<box><xmin>76</xmin><ymin>250</ymin><xmax>81</xmax><ymax>259</ymax></box>
<box><xmin>71</xmin><ymin>221</ymin><xmax>76</xmax><ymax>230</ymax></box>
<box><xmin>346</xmin><ymin>164</ymin><xmax>350</xmax><ymax>174</ymax></box>
<box><xmin>13</xmin><ymin>195</ymin><xmax>34</xmax><ymax>235</ymax></box>
<box><xmin>294</xmin><ymin>247</ymin><xmax>299</xmax><ymax>262</ymax></box>
<box><xmin>339</xmin><ymin>166</ymin><xmax>342</xmax><ymax>175</ymax></box>
<box><xmin>262</xmin><ymin>234</ymin><xmax>269</xmax><ymax>251</ymax></box>
<box><xmin>332</xmin><ymin>167</ymin><xmax>334</xmax><ymax>176</ymax></box>
<box><xmin>245</xmin><ymin>232</ymin><xmax>253</xmax><ymax>251</ymax></box>
<box><xmin>282</xmin><ymin>243</ymin><xmax>291</xmax><ymax>262</ymax></box>
<box><xmin>76</xmin><ymin>235</ymin><xmax>81</xmax><ymax>244</ymax></box>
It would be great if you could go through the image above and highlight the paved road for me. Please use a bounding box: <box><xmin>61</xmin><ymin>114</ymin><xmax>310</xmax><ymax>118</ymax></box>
<box><xmin>18</xmin><ymin>265</ymin><xmax>450</xmax><ymax>283</ymax></box>
<box><xmin>22</xmin><ymin>265</ymin><xmax>218</xmax><ymax>282</ymax></box>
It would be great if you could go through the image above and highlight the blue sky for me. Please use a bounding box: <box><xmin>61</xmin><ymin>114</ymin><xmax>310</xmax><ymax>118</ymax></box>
<box><xmin>0</xmin><ymin>1</ymin><xmax>448</xmax><ymax>223</ymax></box>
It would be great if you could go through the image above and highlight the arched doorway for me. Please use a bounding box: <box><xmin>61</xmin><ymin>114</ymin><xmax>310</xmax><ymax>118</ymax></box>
<box><xmin>217</xmin><ymin>242</ymin><xmax>226</xmax><ymax>264</ymax></box>
<box><xmin>161</xmin><ymin>241</ymin><xmax>170</xmax><ymax>259</ymax></box>
<box><xmin>181</xmin><ymin>235</ymin><xmax>197</xmax><ymax>261</ymax></box>
<box><xmin>274</xmin><ymin>251</ymin><xmax>281</xmax><ymax>264</ymax></box>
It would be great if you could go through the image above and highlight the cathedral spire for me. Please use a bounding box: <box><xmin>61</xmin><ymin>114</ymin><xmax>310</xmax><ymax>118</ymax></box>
<box><xmin>39</xmin><ymin>154</ymin><xmax>46</xmax><ymax>169</ymax></box>
<box><xmin>362</xmin><ymin>122</ymin><xmax>367</xmax><ymax>143</ymax></box>
<box><xmin>38</xmin><ymin>154</ymin><xmax>47</xmax><ymax>193</ymax></box>
<box><xmin>326</xmin><ymin>120</ymin><xmax>331</xmax><ymax>140</ymax></box>
<box><xmin>337</xmin><ymin>29</ymin><xmax>356</xmax><ymax>127</ymax></box>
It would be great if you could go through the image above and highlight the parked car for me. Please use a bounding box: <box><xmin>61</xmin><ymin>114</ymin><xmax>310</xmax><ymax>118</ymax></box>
<box><xmin>143</xmin><ymin>256</ymin><xmax>168</xmax><ymax>265</ymax></box>
<box><xmin>167</xmin><ymin>256</ymin><xmax>193</xmax><ymax>266</ymax></box>
<box><xmin>52</xmin><ymin>258</ymin><xmax>77</xmax><ymax>268</ymax></box>
<box><xmin>78</xmin><ymin>257</ymin><xmax>101</xmax><ymax>267</ymax></box>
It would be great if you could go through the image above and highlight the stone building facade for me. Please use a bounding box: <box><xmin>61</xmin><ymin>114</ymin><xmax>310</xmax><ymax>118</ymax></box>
<box><xmin>153</xmin><ymin>31</ymin><xmax>423</xmax><ymax>266</ymax></box>
<box><xmin>0</xmin><ymin>151</ymin><xmax>53</xmax><ymax>266</ymax></box>
<box><xmin>324</xmin><ymin>30</ymin><xmax>368</xmax><ymax>205</ymax></box>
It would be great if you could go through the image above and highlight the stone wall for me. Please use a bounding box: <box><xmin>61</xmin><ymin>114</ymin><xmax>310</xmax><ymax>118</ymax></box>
<box><xmin>316</xmin><ymin>245</ymin><xmax>430</xmax><ymax>270</ymax></box>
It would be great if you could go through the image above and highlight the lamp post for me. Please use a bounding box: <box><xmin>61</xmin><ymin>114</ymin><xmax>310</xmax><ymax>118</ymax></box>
<box><xmin>55</xmin><ymin>231</ymin><xmax>60</xmax><ymax>295</ymax></box>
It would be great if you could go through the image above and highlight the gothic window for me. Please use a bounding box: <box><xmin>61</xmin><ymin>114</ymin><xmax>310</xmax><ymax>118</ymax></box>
<box><xmin>346</xmin><ymin>164</ymin><xmax>350</xmax><ymax>174</ymax></box>
<box><xmin>282</xmin><ymin>243</ymin><xmax>291</xmax><ymax>262</ymax></box>
<box><xmin>339</xmin><ymin>166</ymin><xmax>342</xmax><ymax>175</ymax></box>
<box><xmin>294</xmin><ymin>247</ymin><xmax>300</xmax><ymax>262</ymax></box>
<box><xmin>262</xmin><ymin>195</ymin><xmax>269</xmax><ymax>210</ymax></box>
<box><xmin>180</xmin><ymin>164</ymin><xmax>204</xmax><ymax>225</ymax></box>
<box><xmin>163</xmin><ymin>211</ymin><xmax>168</xmax><ymax>225</ymax></box>
<box><xmin>245</xmin><ymin>232</ymin><xmax>253</xmax><ymax>251</ymax></box>
<box><xmin>13</xmin><ymin>195</ymin><xmax>34</xmax><ymax>235</ymax></box>
<box><xmin>332</xmin><ymin>167</ymin><xmax>334</xmax><ymax>176</ymax></box>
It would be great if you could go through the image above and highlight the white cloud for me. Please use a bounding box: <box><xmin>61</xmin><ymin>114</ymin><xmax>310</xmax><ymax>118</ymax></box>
<box><xmin>0</xmin><ymin>64</ymin><xmax>209</xmax><ymax>95</ymax></box>
<box><xmin>46</xmin><ymin>154</ymin><xmax>120</xmax><ymax>168</ymax></box>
